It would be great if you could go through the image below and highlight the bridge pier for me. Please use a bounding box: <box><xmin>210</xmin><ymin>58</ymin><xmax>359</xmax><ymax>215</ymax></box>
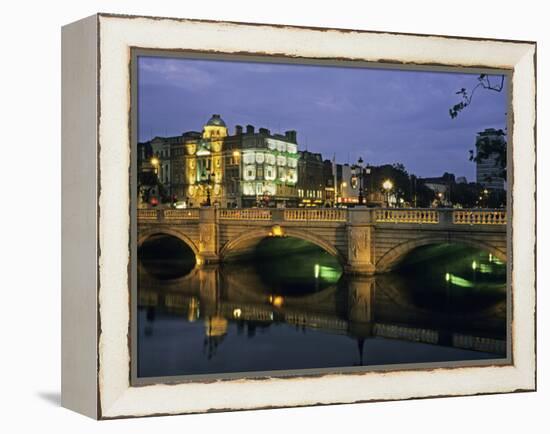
<box><xmin>197</xmin><ymin>208</ymin><xmax>221</xmax><ymax>264</ymax></box>
<box><xmin>344</xmin><ymin>210</ymin><xmax>376</xmax><ymax>275</ymax></box>
<box><xmin>348</xmin><ymin>276</ymin><xmax>375</xmax><ymax>324</ymax></box>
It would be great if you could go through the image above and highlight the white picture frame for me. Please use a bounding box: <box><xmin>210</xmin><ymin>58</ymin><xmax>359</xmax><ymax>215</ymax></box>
<box><xmin>61</xmin><ymin>13</ymin><xmax>536</xmax><ymax>419</ymax></box>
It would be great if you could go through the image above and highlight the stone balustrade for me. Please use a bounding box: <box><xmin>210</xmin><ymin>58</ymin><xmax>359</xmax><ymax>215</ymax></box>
<box><xmin>452</xmin><ymin>210</ymin><xmax>507</xmax><ymax>225</ymax></box>
<box><xmin>375</xmin><ymin>209</ymin><xmax>439</xmax><ymax>224</ymax></box>
<box><xmin>137</xmin><ymin>209</ymin><xmax>159</xmax><ymax>221</ymax></box>
<box><xmin>138</xmin><ymin>207</ymin><xmax>507</xmax><ymax>226</ymax></box>
<box><xmin>219</xmin><ymin>208</ymin><xmax>272</xmax><ymax>220</ymax></box>
<box><xmin>284</xmin><ymin>208</ymin><xmax>347</xmax><ymax>222</ymax></box>
<box><xmin>163</xmin><ymin>209</ymin><xmax>200</xmax><ymax>220</ymax></box>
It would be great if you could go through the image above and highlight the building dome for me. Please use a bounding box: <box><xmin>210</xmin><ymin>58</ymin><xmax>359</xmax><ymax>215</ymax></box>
<box><xmin>206</xmin><ymin>114</ymin><xmax>226</xmax><ymax>127</ymax></box>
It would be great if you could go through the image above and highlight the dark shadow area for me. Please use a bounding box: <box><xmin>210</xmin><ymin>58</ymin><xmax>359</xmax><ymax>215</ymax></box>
<box><xmin>392</xmin><ymin>243</ymin><xmax>506</xmax><ymax>313</ymax></box>
<box><xmin>139</xmin><ymin>234</ymin><xmax>196</xmax><ymax>280</ymax></box>
<box><xmin>225</xmin><ymin>236</ymin><xmax>343</xmax><ymax>295</ymax></box>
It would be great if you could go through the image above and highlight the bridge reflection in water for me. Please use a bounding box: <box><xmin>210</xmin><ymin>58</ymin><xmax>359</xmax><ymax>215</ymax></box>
<box><xmin>137</xmin><ymin>238</ymin><xmax>507</xmax><ymax>378</ymax></box>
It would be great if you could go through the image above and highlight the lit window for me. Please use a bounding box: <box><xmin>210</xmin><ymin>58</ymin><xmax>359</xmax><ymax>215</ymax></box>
<box><xmin>243</xmin><ymin>152</ymin><xmax>255</xmax><ymax>164</ymax></box>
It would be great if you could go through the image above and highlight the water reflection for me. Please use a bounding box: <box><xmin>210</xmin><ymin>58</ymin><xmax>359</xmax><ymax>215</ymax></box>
<box><xmin>137</xmin><ymin>239</ymin><xmax>507</xmax><ymax>378</ymax></box>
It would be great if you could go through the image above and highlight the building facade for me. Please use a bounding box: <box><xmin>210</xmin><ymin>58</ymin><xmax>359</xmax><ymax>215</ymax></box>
<box><xmin>139</xmin><ymin>114</ymin><xmax>301</xmax><ymax>208</ymax></box>
<box><xmin>475</xmin><ymin>128</ymin><xmax>506</xmax><ymax>191</ymax></box>
<box><xmin>239</xmin><ymin>125</ymin><xmax>299</xmax><ymax>207</ymax></box>
<box><xmin>297</xmin><ymin>150</ymin><xmax>326</xmax><ymax>206</ymax></box>
<box><xmin>420</xmin><ymin>172</ymin><xmax>456</xmax><ymax>206</ymax></box>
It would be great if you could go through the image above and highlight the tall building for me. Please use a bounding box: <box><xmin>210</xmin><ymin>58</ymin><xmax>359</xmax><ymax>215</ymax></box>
<box><xmin>297</xmin><ymin>150</ymin><xmax>325</xmax><ymax>206</ymax></box>
<box><xmin>335</xmin><ymin>164</ymin><xmax>359</xmax><ymax>205</ymax></box>
<box><xmin>170</xmin><ymin>131</ymin><xmax>201</xmax><ymax>200</ymax></box>
<box><xmin>323</xmin><ymin>159</ymin><xmax>336</xmax><ymax>206</ymax></box>
<box><xmin>475</xmin><ymin>128</ymin><xmax>506</xmax><ymax>190</ymax></box>
<box><xmin>238</xmin><ymin>124</ymin><xmax>299</xmax><ymax>207</ymax></box>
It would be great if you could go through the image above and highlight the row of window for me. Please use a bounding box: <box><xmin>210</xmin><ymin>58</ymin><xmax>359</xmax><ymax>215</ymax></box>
<box><xmin>265</xmin><ymin>138</ymin><xmax>298</xmax><ymax>154</ymax></box>
<box><xmin>242</xmin><ymin>152</ymin><xmax>298</xmax><ymax>167</ymax></box>
<box><xmin>297</xmin><ymin>189</ymin><xmax>323</xmax><ymax>199</ymax></box>
<box><xmin>243</xmin><ymin>165</ymin><xmax>298</xmax><ymax>183</ymax></box>
<box><xmin>242</xmin><ymin>182</ymin><xmax>277</xmax><ymax>196</ymax></box>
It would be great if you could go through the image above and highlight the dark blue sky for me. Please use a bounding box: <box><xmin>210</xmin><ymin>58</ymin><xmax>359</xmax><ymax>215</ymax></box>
<box><xmin>138</xmin><ymin>56</ymin><xmax>507</xmax><ymax>180</ymax></box>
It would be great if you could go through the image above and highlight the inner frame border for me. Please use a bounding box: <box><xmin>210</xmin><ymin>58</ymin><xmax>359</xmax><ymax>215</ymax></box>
<box><xmin>128</xmin><ymin>47</ymin><xmax>514</xmax><ymax>387</ymax></box>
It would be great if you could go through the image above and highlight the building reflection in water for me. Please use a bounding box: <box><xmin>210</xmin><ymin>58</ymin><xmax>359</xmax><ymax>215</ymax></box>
<box><xmin>137</xmin><ymin>242</ymin><xmax>507</xmax><ymax>378</ymax></box>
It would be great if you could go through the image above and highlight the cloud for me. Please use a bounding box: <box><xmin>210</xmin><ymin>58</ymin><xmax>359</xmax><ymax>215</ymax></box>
<box><xmin>139</xmin><ymin>57</ymin><xmax>216</xmax><ymax>91</ymax></box>
<box><xmin>137</xmin><ymin>56</ymin><xmax>507</xmax><ymax>180</ymax></box>
<box><xmin>314</xmin><ymin>95</ymin><xmax>354</xmax><ymax>112</ymax></box>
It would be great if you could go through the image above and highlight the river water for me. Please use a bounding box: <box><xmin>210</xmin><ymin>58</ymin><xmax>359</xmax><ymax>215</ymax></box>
<box><xmin>137</xmin><ymin>237</ymin><xmax>507</xmax><ymax>378</ymax></box>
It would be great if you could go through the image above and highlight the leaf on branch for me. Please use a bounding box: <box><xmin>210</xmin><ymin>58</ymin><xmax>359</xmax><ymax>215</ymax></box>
<box><xmin>450</xmin><ymin>74</ymin><xmax>504</xmax><ymax>118</ymax></box>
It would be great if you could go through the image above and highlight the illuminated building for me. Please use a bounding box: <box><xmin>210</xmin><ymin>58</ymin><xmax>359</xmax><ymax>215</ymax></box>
<box><xmin>182</xmin><ymin>114</ymin><xmax>229</xmax><ymax>207</ymax></box>
<box><xmin>323</xmin><ymin>159</ymin><xmax>336</xmax><ymax>206</ymax></box>
<box><xmin>335</xmin><ymin>164</ymin><xmax>360</xmax><ymax>205</ymax></box>
<box><xmin>239</xmin><ymin>125</ymin><xmax>299</xmax><ymax>208</ymax></box>
<box><xmin>297</xmin><ymin>150</ymin><xmax>325</xmax><ymax>206</ymax></box>
<box><xmin>139</xmin><ymin>114</ymin><xmax>300</xmax><ymax>207</ymax></box>
<box><xmin>149</xmin><ymin>136</ymin><xmax>172</xmax><ymax>188</ymax></box>
<box><xmin>137</xmin><ymin>139</ymin><xmax>173</xmax><ymax>206</ymax></box>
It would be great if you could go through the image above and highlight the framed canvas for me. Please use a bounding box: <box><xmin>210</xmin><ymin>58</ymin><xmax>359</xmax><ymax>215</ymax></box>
<box><xmin>61</xmin><ymin>13</ymin><xmax>536</xmax><ymax>419</ymax></box>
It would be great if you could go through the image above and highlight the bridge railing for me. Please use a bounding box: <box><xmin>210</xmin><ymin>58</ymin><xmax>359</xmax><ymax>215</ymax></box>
<box><xmin>219</xmin><ymin>209</ymin><xmax>272</xmax><ymax>220</ymax></box>
<box><xmin>452</xmin><ymin>210</ymin><xmax>507</xmax><ymax>225</ymax></box>
<box><xmin>137</xmin><ymin>208</ymin><xmax>200</xmax><ymax>221</ymax></box>
<box><xmin>284</xmin><ymin>208</ymin><xmax>347</xmax><ymax>222</ymax></box>
<box><xmin>163</xmin><ymin>209</ymin><xmax>200</xmax><ymax>220</ymax></box>
<box><xmin>137</xmin><ymin>209</ymin><xmax>159</xmax><ymax>221</ymax></box>
<box><xmin>138</xmin><ymin>207</ymin><xmax>507</xmax><ymax>226</ymax></box>
<box><xmin>374</xmin><ymin>209</ymin><xmax>440</xmax><ymax>224</ymax></box>
<box><xmin>374</xmin><ymin>208</ymin><xmax>506</xmax><ymax>226</ymax></box>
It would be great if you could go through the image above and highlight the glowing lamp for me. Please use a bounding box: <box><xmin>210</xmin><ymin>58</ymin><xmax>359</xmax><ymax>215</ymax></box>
<box><xmin>270</xmin><ymin>225</ymin><xmax>284</xmax><ymax>237</ymax></box>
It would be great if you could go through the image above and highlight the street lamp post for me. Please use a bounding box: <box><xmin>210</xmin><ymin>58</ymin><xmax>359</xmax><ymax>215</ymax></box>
<box><xmin>365</xmin><ymin>166</ymin><xmax>371</xmax><ymax>204</ymax></box>
<box><xmin>437</xmin><ymin>191</ymin><xmax>444</xmax><ymax>206</ymax></box>
<box><xmin>357</xmin><ymin>157</ymin><xmax>364</xmax><ymax>205</ymax></box>
<box><xmin>232</xmin><ymin>150</ymin><xmax>241</xmax><ymax>208</ymax></box>
<box><xmin>150</xmin><ymin>157</ymin><xmax>159</xmax><ymax>170</ymax></box>
<box><xmin>150</xmin><ymin>156</ymin><xmax>161</xmax><ymax>206</ymax></box>
<box><xmin>351</xmin><ymin>157</ymin><xmax>371</xmax><ymax>206</ymax></box>
<box><xmin>382</xmin><ymin>179</ymin><xmax>393</xmax><ymax>208</ymax></box>
<box><xmin>150</xmin><ymin>156</ymin><xmax>160</xmax><ymax>178</ymax></box>
<box><xmin>199</xmin><ymin>169</ymin><xmax>212</xmax><ymax>207</ymax></box>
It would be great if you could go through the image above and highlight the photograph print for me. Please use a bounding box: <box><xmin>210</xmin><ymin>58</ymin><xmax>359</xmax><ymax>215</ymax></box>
<box><xmin>134</xmin><ymin>53</ymin><xmax>509</xmax><ymax>382</ymax></box>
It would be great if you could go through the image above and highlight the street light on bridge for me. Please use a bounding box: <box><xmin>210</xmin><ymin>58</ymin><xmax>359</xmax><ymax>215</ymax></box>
<box><xmin>351</xmin><ymin>157</ymin><xmax>372</xmax><ymax>206</ymax></box>
<box><xmin>382</xmin><ymin>179</ymin><xmax>393</xmax><ymax>207</ymax></box>
<box><xmin>150</xmin><ymin>156</ymin><xmax>160</xmax><ymax>175</ymax></box>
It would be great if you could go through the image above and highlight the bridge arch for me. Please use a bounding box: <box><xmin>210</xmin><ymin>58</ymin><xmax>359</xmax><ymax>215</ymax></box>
<box><xmin>137</xmin><ymin>227</ymin><xmax>200</xmax><ymax>257</ymax></box>
<box><xmin>220</xmin><ymin>226</ymin><xmax>346</xmax><ymax>265</ymax></box>
<box><xmin>222</xmin><ymin>266</ymin><xmax>341</xmax><ymax>305</ymax></box>
<box><xmin>376</xmin><ymin>235</ymin><xmax>506</xmax><ymax>273</ymax></box>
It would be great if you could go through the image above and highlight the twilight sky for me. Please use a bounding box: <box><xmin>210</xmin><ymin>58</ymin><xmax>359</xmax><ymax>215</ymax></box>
<box><xmin>138</xmin><ymin>56</ymin><xmax>507</xmax><ymax>180</ymax></box>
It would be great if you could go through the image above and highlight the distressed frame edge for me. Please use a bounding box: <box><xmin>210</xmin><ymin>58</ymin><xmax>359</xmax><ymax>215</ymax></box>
<box><xmin>61</xmin><ymin>13</ymin><xmax>100</xmax><ymax>419</ymax></box>
<box><xmin>95</xmin><ymin>11</ymin><xmax>537</xmax><ymax>46</ymax></box>
<box><xmin>94</xmin><ymin>14</ymin><xmax>536</xmax><ymax>419</ymax></box>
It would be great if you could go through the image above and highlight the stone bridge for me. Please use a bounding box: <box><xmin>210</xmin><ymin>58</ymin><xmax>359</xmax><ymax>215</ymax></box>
<box><xmin>137</xmin><ymin>207</ymin><xmax>507</xmax><ymax>275</ymax></box>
